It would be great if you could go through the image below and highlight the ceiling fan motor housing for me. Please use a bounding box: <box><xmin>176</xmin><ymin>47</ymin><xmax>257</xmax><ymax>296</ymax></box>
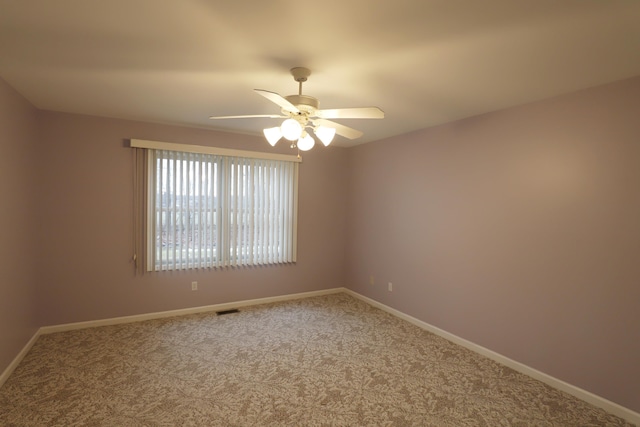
<box><xmin>284</xmin><ymin>95</ymin><xmax>318</xmax><ymax>114</ymax></box>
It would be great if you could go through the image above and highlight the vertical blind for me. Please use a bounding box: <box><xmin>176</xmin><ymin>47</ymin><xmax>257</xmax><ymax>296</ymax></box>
<box><xmin>147</xmin><ymin>149</ymin><xmax>298</xmax><ymax>271</ymax></box>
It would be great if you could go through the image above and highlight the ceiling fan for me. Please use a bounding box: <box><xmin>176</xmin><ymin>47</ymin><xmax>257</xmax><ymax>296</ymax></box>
<box><xmin>209</xmin><ymin>67</ymin><xmax>384</xmax><ymax>150</ymax></box>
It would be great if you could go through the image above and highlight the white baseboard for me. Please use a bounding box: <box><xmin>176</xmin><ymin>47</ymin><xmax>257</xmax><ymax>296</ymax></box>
<box><xmin>39</xmin><ymin>288</ymin><xmax>343</xmax><ymax>334</ymax></box>
<box><xmin>343</xmin><ymin>289</ymin><xmax>640</xmax><ymax>426</ymax></box>
<box><xmin>0</xmin><ymin>330</ymin><xmax>41</xmax><ymax>387</ymax></box>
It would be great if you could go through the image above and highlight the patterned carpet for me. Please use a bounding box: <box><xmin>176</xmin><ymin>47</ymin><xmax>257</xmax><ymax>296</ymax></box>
<box><xmin>0</xmin><ymin>293</ymin><xmax>633</xmax><ymax>426</ymax></box>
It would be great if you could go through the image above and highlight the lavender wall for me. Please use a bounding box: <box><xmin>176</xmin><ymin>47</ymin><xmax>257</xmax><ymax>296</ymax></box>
<box><xmin>0</xmin><ymin>78</ymin><xmax>39</xmax><ymax>372</ymax></box>
<box><xmin>35</xmin><ymin>112</ymin><xmax>349</xmax><ymax>326</ymax></box>
<box><xmin>346</xmin><ymin>76</ymin><xmax>640</xmax><ymax>411</ymax></box>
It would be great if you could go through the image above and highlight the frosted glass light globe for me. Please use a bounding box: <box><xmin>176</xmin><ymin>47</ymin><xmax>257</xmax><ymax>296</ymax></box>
<box><xmin>314</xmin><ymin>126</ymin><xmax>336</xmax><ymax>146</ymax></box>
<box><xmin>280</xmin><ymin>119</ymin><xmax>303</xmax><ymax>141</ymax></box>
<box><xmin>297</xmin><ymin>133</ymin><xmax>315</xmax><ymax>151</ymax></box>
<box><xmin>263</xmin><ymin>127</ymin><xmax>282</xmax><ymax>146</ymax></box>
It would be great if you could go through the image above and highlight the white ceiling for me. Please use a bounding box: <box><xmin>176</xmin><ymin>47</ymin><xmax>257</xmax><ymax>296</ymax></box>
<box><xmin>1</xmin><ymin>1</ymin><xmax>640</xmax><ymax>147</ymax></box>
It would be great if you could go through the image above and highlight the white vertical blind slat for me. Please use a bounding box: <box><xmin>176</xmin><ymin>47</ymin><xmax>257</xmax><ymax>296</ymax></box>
<box><xmin>222</xmin><ymin>157</ymin><xmax>229</xmax><ymax>267</ymax></box>
<box><xmin>148</xmin><ymin>151</ymin><xmax>157</xmax><ymax>271</ymax></box>
<box><xmin>196</xmin><ymin>158</ymin><xmax>202</xmax><ymax>268</ymax></box>
<box><xmin>171</xmin><ymin>151</ymin><xmax>178</xmax><ymax>270</ymax></box>
<box><xmin>202</xmin><ymin>160</ymin><xmax>209</xmax><ymax>267</ymax></box>
<box><xmin>261</xmin><ymin>161</ymin><xmax>268</xmax><ymax>264</ymax></box>
<box><xmin>233</xmin><ymin>159</ymin><xmax>240</xmax><ymax>265</ymax></box>
<box><xmin>216</xmin><ymin>158</ymin><xmax>223</xmax><ymax>268</ymax></box>
<box><xmin>247</xmin><ymin>159</ymin><xmax>254</xmax><ymax>265</ymax></box>
<box><xmin>277</xmin><ymin>164</ymin><xmax>284</xmax><ymax>261</ymax></box>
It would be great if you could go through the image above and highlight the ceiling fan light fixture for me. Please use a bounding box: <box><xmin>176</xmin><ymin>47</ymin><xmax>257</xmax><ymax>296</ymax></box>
<box><xmin>281</xmin><ymin>118</ymin><xmax>303</xmax><ymax>141</ymax></box>
<box><xmin>210</xmin><ymin>67</ymin><xmax>385</xmax><ymax>151</ymax></box>
<box><xmin>263</xmin><ymin>127</ymin><xmax>282</xmax><ymax>146</ymax></box>
<box><xmin>314</xmin><ymin>126</ymin><xmax>336</xmax><ymax>146</ymax></box>
<box><xmin>297</xmin><ymin>132</ymin><xmax>315</xmax><ymax>151</ymax></box>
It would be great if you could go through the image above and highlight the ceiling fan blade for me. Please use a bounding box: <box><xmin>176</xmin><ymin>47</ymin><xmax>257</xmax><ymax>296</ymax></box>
<box><xmin>254</xmin><ymin>89</ymin><xmax>300</xmax><ymax>114</ymax></box>
<box><xmin>315</xmin><ymin>107</ymin><xmax>384</xmax><ymax>119</ymax></box>
<box><xmin>209</xmin><ymin>114</ymin><xmax>285</xmax><ymax>119</ymax></box>
<box><xmin>313</xmin><ymin>119</ymin><xmax>363</xmax><ymax>140</ymax></box>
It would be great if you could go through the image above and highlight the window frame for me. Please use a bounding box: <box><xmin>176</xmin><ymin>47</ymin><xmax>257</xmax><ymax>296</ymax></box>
<box><xmin>130</xmin><ymin>139</ymin><xmax>301</xmax><ymax>272</ymax></box>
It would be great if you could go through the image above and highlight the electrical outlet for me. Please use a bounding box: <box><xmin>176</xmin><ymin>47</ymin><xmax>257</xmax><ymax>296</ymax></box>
<box><xmin>370</xmin><ymin>275</ymin><xmax>374</xmax><ymax>285</ymax></box>
<box><xmin>191</xmin><ymin>281</ymin><xmax>198</xmax><ymax>291</ymax></box>
<box><xmin>388</xmin><ymin>282</ymin><xmax>393</xmax><ymax>292</ymax></box>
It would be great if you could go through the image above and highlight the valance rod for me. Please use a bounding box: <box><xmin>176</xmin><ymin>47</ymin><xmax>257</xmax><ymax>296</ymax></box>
<box><xmin>130</xmin><ymin>139</ymin><xmax>302</xmax><ymax>163</ymax></box>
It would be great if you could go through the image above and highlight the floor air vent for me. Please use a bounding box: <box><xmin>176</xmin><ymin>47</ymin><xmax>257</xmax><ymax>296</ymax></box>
<box><xmin>216</xmin><ymin>309</ymin><xmax>240</xmax><ymax>316</ymax></box>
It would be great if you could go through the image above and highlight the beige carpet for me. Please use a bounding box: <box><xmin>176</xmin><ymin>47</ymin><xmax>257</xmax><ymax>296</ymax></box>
<box><xmin>0</xmin><ymin>293</ymin><xmax>633</xmax><ymax>426</ymax></box>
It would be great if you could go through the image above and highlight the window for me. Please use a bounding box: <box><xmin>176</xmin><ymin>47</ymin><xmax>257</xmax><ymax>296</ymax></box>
<box><xmin>131</xmin><ymin>139</ymin><xmax>299</xmax><ymax>271</ymax></box>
